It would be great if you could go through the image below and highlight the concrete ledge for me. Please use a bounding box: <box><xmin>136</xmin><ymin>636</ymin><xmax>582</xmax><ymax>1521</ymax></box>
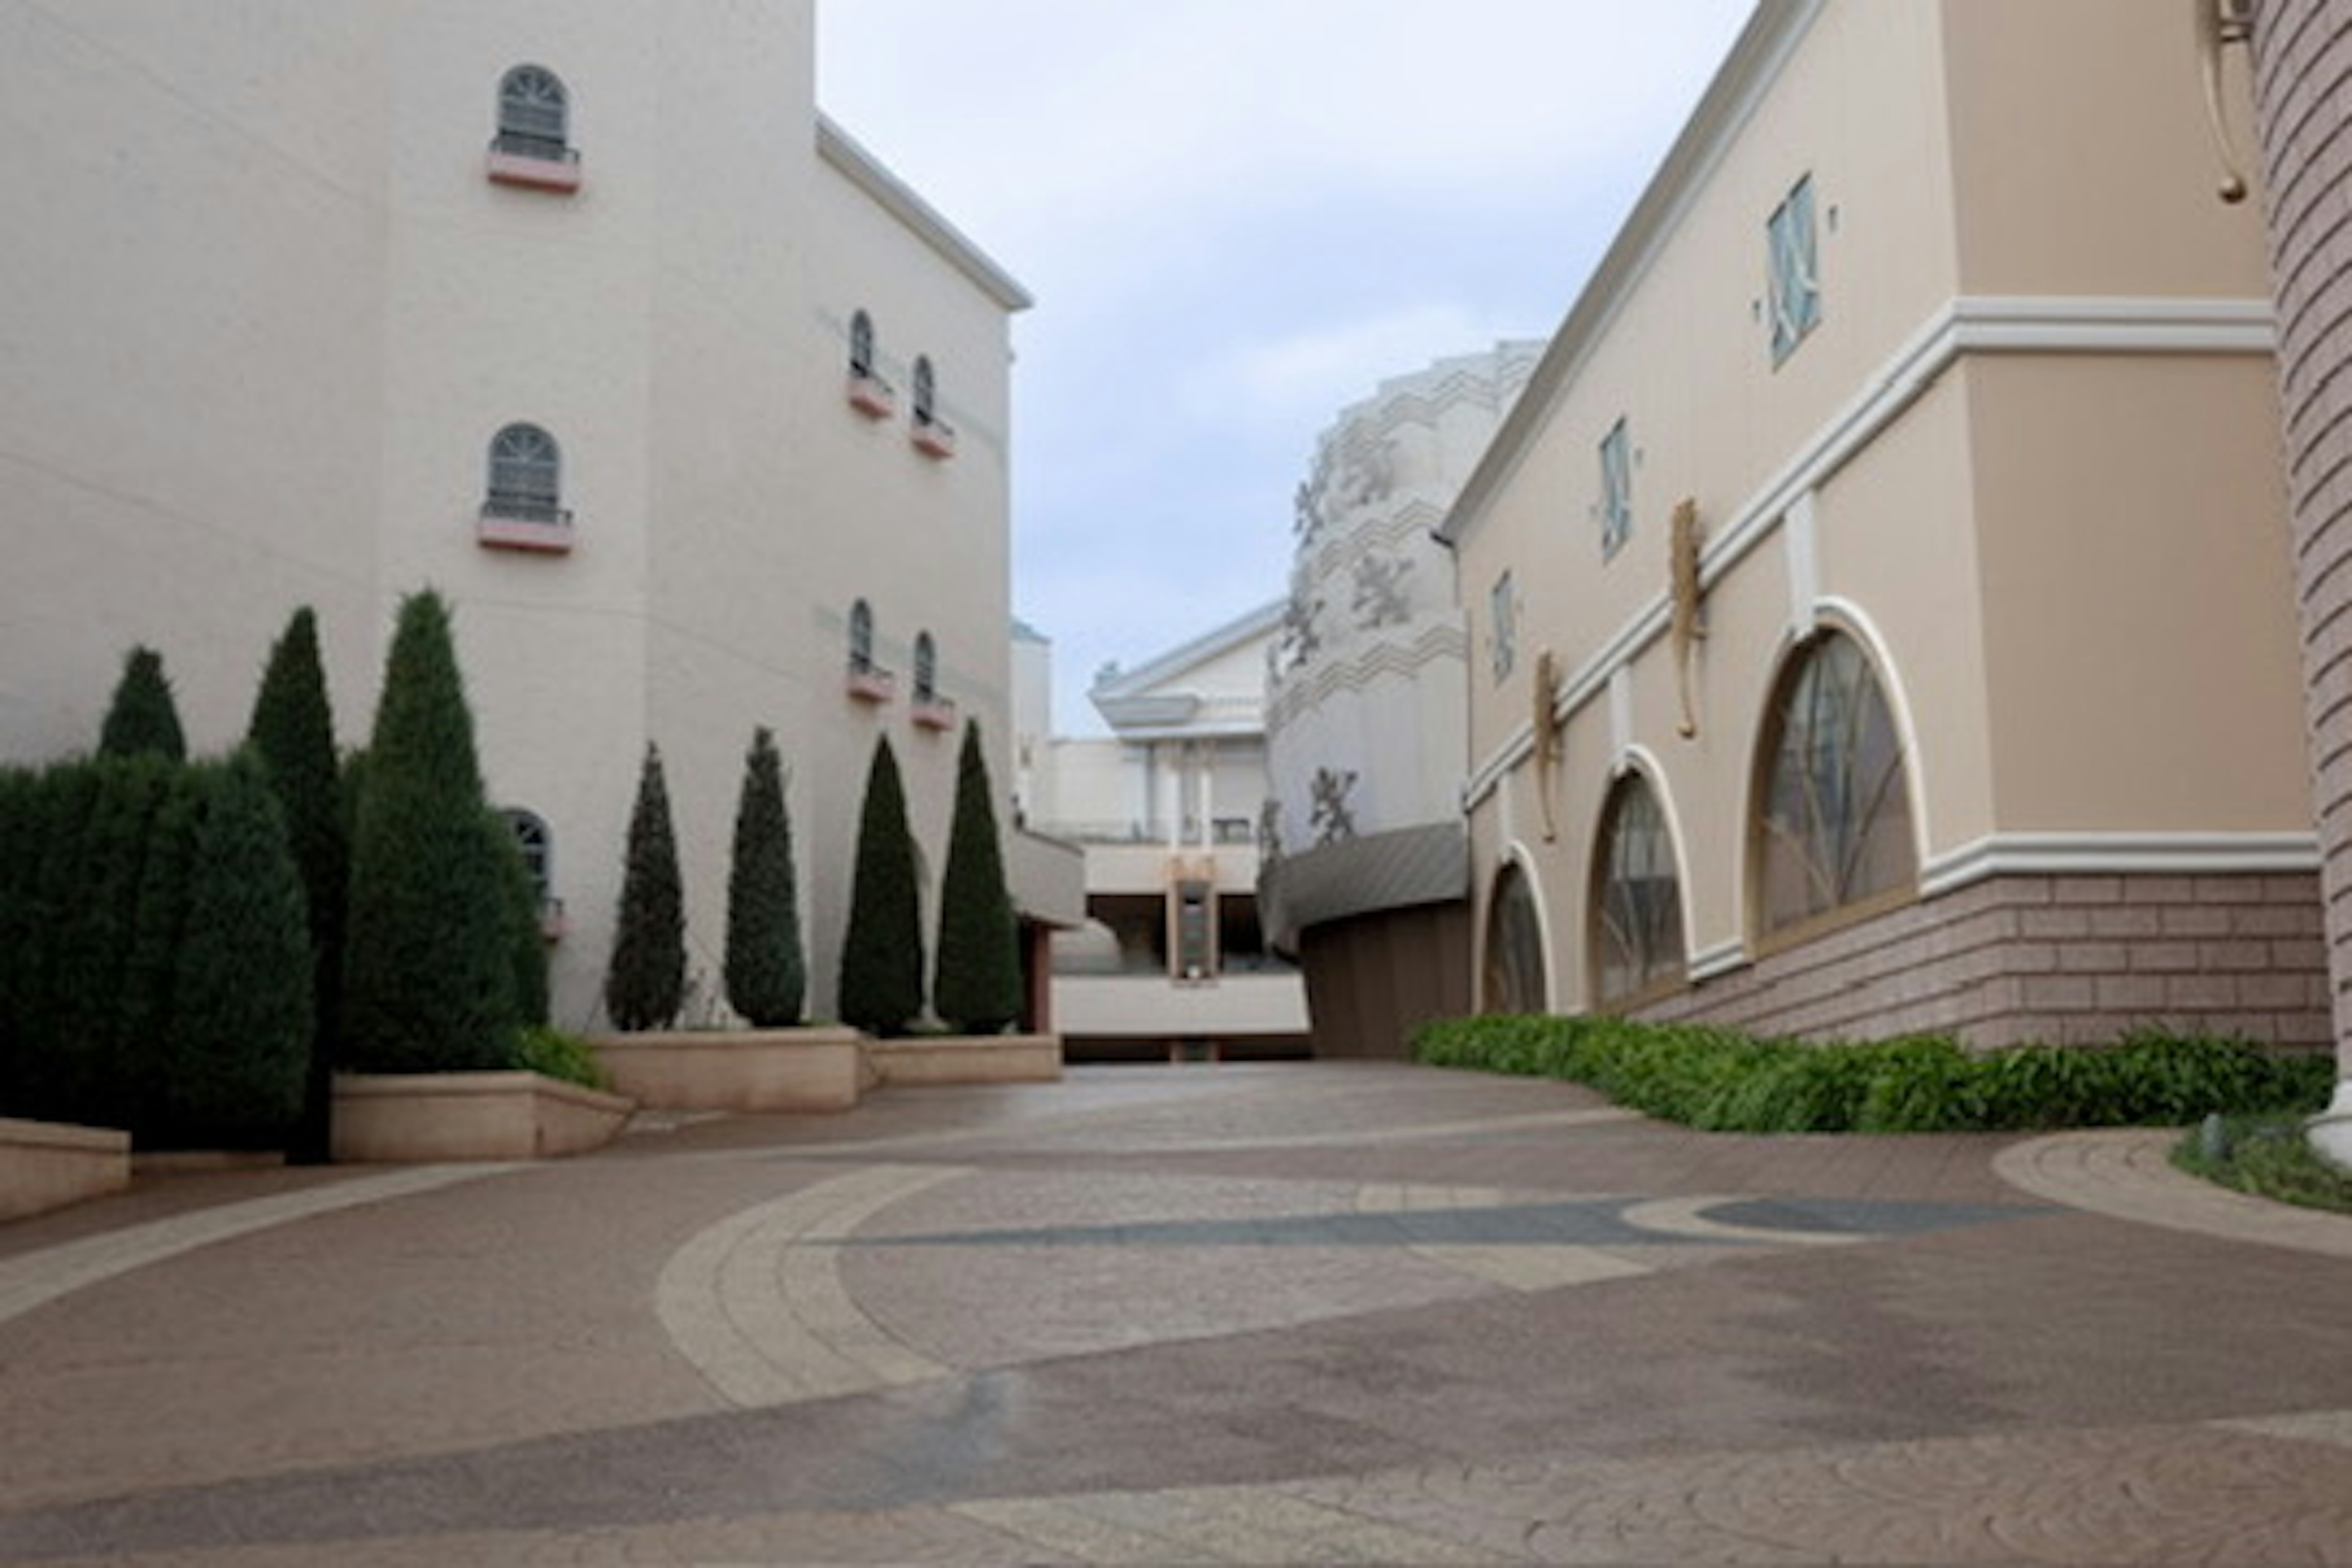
<box><xmin>0</xmin><ymin>1117</ymin><xmax>132</xmax><ymax>1221</ymax></box>
<box><xmin>865</xmin><ymin>1033</ymin><xmax>1064</xmax><ymax>1087</ymax></box>
<box><xmin>331</xmin><ymin>1072</ymin><xmax>635</xmax><ymax>1164</ymax></box>
<box><xmin>591</xmin><ymin>1028</ymin><xmax>864</xmax><ymax>1114</ymax></box>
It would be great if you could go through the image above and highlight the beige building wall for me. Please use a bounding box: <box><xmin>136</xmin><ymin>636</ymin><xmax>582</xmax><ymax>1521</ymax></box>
<box><xmin>0</xmin><ymin>1</ymin><xmax>1029</xmax><ymax>1033</ymax></box>
<box><xmin>1447</xmin><ymin>0</ymin><xmax>2313</xmax><ymax>1047</ymax></box>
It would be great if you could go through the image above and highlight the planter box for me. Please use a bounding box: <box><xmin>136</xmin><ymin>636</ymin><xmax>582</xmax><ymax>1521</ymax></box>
<box><xmin>591</xmin><ymin>1027</ymin><xmax>864</xmax><ymax>1114</ymax></box>
<box><xmin>331</xmin><ymin>1072</ymin><xmax>633</xmax><ymax>1164</ymax></box>
<box><xmin>865</xmin><ymin>1033</ymin><xmax>1063</xmax><ymax>1087</ymax></box>
<box><xmin>0</xmin><ymin>1117</ymin><xmax>130</xmax><ymax>1222</ymax></box>
<box><xmin>486</xmin><ymin>146</ymin><xmax>582</xmax><ymax>192</ymax></box>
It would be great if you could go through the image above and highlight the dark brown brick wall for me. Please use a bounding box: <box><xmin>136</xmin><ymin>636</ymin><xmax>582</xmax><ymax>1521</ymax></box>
<box><xmin>1637</xmin><ymin>873</ymin><xmax>2329</xmax><ymax>1052</ymax></box>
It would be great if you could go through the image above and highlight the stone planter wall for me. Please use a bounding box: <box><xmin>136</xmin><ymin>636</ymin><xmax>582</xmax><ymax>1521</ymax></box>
<box><xmin>331</xmin><ymin>1072</ymin><xmax>633</xmax><ymax>1163</ymax></box>
<box><xmin>864</xmin><ymin>1033</ymin><xmax>1063</xmax><ymax>1087</ymax></box>
<box><xmin>590</xmin><ymin>1027</ymin><xmax>864</xmax><ymax>1114</ymax></box>
<box><xmin>0</xmin><ymin>1117</ymin><xmax>131</xmax><ymax>1221</ymax></box>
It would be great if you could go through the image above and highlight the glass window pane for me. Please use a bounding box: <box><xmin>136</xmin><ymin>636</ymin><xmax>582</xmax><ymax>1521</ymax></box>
<box><xmin>1755</xmin><ymin>631</ymin><xmax>1915</xmax><ymax>937</ymax></box>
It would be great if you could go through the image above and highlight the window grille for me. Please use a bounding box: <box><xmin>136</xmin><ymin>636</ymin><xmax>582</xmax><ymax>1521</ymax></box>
<box><xmin>496</xmin><ymin>66</ymin><xmax>571</xmax><ymax>159</ymax></box>
<box><xmin>913</xmin><ymin>631</ymin><xmax>938</xmax><ymax>702</ymax></box>
<box><xmin>850</xmin><ymin>311</ymin><xmax>876</xmax><ymax>378</ymax></box>
<box><xmin>486</xmin><ymin>423</ymin><xmax>565</xmax><ymax>522</ymax></box>
<box><xmin>849</xmin><ymin>598</ymin><xmax>876</xmax><ymax>673</ymax></box>
<box><xmin>911</xmin><ymin>356</ymin><xmax>937</xmax><ymax>424</ymax></box>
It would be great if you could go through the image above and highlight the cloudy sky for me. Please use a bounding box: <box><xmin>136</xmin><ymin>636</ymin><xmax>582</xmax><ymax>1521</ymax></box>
<box><xmin>816</xmin><ymin>2</ymin><xmax>1754</xmax><ymax>733</ymax></box>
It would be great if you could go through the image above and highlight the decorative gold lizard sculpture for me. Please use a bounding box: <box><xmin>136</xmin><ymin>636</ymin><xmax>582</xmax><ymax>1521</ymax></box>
<box><xmin>1670</xmin><ymin>497</ymin><xmax>1705</xmax><ymax>739</ymax></box>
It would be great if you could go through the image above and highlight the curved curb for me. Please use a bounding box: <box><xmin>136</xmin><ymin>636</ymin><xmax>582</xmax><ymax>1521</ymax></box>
<box><xmin>656</xmin><ymin>1163</ymin><xmax>967</xmax><ymax>1408</ymax></box>
<box><xmin>1993</xmin><ymin>1128</ymin><xmax>2352</xmax><ymax>1259</ymax></box>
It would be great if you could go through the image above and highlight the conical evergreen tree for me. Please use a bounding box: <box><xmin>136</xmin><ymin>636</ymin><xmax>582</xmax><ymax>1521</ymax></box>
<box><xmin>342</xmin><ymin>590</ymin><xmax>519</xmax><ymax>1072</ymax></box>
<box><xmin>725</xmin><ymin>727</ymin><xmax>805</xmax><ymax>1027</ymax></box>
<box><xmin>934</xmin><ymin>720</ymin><xmax>1023</xmax><ymax>1034</ymax></box>
<box><xmin>98</xmin><ymin>646</ymin><xmax>187</xmax><ymax>761</ymax></box>
<box><xmin>838</xmin><ymin>736</ymin><xmax>924</xmax><ymax>1036</ymax></box>
<box><xmin>246</xmin><ymin>607</ymin><xmax>345</xmax><ymax>1161</ymax></box>
<box><xmin>605</xmin><ymin>742</ymin><xmax>685</xmax><ymax>1031</ymax></box>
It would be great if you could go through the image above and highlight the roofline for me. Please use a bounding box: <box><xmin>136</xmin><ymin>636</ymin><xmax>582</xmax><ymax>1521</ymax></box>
<box><xmin>1436</xmin><ymin>0</ymin><xmax>1822</xmax><ymax>549</ymax></box>
<box><xmin>816</xmin><ymin>115</ymin><xmax>1035</xmax><ymax>313</ymax></box>
<box><xmin>1090</xmin><ymin>598</ymin><xmax>1288</xmax><ymax>703</ymax></box>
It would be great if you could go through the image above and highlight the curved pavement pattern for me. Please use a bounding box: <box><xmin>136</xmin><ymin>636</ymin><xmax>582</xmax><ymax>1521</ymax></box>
<box><xmin>4</xmin><ymin>1061</ymin><xmax>2352</xmax><ymax>1564</ymax></box>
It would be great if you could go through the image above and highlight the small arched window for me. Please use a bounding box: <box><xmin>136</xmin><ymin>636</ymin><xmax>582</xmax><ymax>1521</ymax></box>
<box><xmin>911</xmin><ymin>356</ymin><xmax>937</xmax><ymax>425</ymax></box>
<box><xmin>497</xmin><ymin>66</ymin><xmax>570</xmax><ymax>158</ymax></box>
<box><xmin>913</xmin><ymin>632</ymin><xmax>938</xmax><ymax>703</ymax></box>
<box><xmin>1591</xmin><ymin>772</ymin><xmax>1686</xmax><ymax>1007</ymax></box>
<box><xmin>503</xmin><ymin>808</ymin><xmax>553</xmax><ymax>906</ymax></box>
<box><xmin>1752</xmin><ymin>629</ymin><xmax>1917</xmax><ymax>941</ymax></box>
<box><xmin>486</xmin><ymin>423</ymin><xmax>564</xmax><ymax>522</ymax></box>
<box><xmin>850</xmin><ymin>311</ymin><xmax>876</xmax><ymax>378</ymax></box>
<box><xmin>1482</xmin><ymin>861</ymin><xmax>1548</xmax><ymax>1015</ymax></box>
<box><xmin>848</xmin><ymin>598</ymin><xmax>876</xmax><ymax>673</ymax></box>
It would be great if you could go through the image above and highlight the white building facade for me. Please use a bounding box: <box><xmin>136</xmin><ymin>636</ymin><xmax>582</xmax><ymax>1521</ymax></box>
<box><xmin>0</xmin><ymin>1</ymin><xmax>1057</xmax><ymax>1029</ymax></box>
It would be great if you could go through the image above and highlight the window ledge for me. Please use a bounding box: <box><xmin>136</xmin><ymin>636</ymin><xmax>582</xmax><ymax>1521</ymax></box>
<box><xmin>847</xmin><ymin>371</ymin><xmax>896</xmax><ymax>420</ymax></box>
<box><xmin>486</xmin><ymin>145</ymin><xmax>582</xmax><ymax>192</ymax></box>
<box><xmin>911</xmin><ymin>417</ymin><xmax>957</xmax><ymax>459</ymax></box>
<box><xmin>911</xmin><ymin>695</ymin><xmax>957</xmax><ymax>732</ymax></box>
<box><xmin>846</xmin><ymin>665</ymin><xmax>896</xmax><ymax>703</ymax></box>
<box><xmin>478</xmin><ymin>510</ymin><xmax>575</xmax><ymax>554</ymax></box>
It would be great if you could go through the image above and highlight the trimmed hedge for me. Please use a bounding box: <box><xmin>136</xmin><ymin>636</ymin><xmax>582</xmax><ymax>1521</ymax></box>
<box><xmin>1412</xmin><ymin>1013</ymin><xmax>2333</xmax><ymax>1134</ymax></box>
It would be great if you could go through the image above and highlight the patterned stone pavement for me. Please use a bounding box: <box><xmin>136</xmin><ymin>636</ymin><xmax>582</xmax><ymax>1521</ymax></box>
<box><xmin>3</xmin><ymin>1061</ymin><xmax>2352</xmax><ymax>1564</ymax></box>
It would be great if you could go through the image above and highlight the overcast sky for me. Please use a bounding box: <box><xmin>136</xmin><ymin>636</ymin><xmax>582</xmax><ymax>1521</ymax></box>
<box><xmin>816</xmin><ymin>2</ymin><xmax>1754</xmax><ymax>733</ymax></box>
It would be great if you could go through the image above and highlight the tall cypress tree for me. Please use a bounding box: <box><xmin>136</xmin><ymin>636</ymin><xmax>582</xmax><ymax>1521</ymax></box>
<box><xmin>492</xmin><ymin>810</ymin><xmax>551</xmax><ymax>1030</ymax></box>
<box><xmin>157</xmin><ymin>751</ymin><xmax>311</xmax><ymax>1147</ymax></box>
<box><xmin>342</xmin><ymin>590</ymin><xmax>518</xmax><ymax>1072</ymax></box>
<box><xmin>605</xmin><ymin>742</ymin><xmax>686</xmax><ymax>1031</ymax></box>
<box><xmin>725</xmin><ymin>728</ymin><xmax>805</xmax><ymax>1027</ymax></box>
<box><xmin>934</xmin><ymin>720</ymin><xmax>1023</xmax><ymax>1035</ymax></box>
<box><xmin>839</xmin><ymin>735</ymin><xmax>924</xmax><ymax>1037</ymax></box>
<box><xmin>98</xmin><ymin>646</ymin><xmax>187</xmax><ymax>761</ymax></box>
<box><xmin>246</xmin><ymin>607</ymin><xmax>345</xmax><ymax>1161</ymax></box>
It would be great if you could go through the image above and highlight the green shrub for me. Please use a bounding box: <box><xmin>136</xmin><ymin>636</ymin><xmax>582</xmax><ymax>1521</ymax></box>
<box><xmin>725</xmin><ymin>728</ymin><xmax>805</xmax><ymax>1028</ymax></box>
<box><xmin>933</xmin><ymin>720</ymin><xmax>1022</xmax><ymax>1035</ymax></box>
<box><xmin>493</xmin><ymin>810</ymin><xmax>550</xmax><ymax>1028</ymax></box>
<box><xmin>605</xmin><ymin>742</ymin><xmax>686</xmax><ymax>1032</ymax></box>
<box><xmin>517</xmin><ymin>1024</ymin><xmax>608</xmax><ymax>1091</ymax></box>
<box><xmin>342</xmin><ymin>590</ymin><xmax>518</xmax><ymax>1073</ymax></box>
<box><xmin>1411</xmin><ymin>1013</ymin><xmax>2330</xmax><ymax>1134</ymax></box>
<box><xmin>2174</xmin><ymin>1114</ymin><xmax>2352</xmax><ymax>1215</ymax></box>
<box><xmin>839</xmin><ymin>736</ymin><xmax>924</xmax><ymax>1037</ymax></box>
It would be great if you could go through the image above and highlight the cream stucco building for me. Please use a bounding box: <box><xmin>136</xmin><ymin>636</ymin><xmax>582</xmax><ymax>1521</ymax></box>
<box><xmin>1443</xmin><ymin>0</ymin><xmax>2321</xmax><ymax>1050</ymax></box>
<box><xmin>0</xmin><ymin>1</ymin><xmax>1073</xmax><ymax>1030</ymax></box>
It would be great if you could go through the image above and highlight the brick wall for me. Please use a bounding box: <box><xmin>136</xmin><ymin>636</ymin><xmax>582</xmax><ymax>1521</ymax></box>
<box><xmin>2253</xmin><ymin>2</ymin><xmax>2352</xmax><ymax>1064</ymax></box>
<box><xmin>1637</xmin><ymin>873</ymin><xmax>2329</xmax><ymax>1052</ymax></box>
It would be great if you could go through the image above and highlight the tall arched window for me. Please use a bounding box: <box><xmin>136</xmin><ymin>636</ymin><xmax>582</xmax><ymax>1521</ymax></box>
<box><xmin>1591</xmin><ymin>772</ymin><xmax>1686</xmax><ymax>1007</ymax></box>
<box><xmin>848</xmin><ymin>598</ymin><xmax>876</xmax><ymax>673</ymax></box>
<box><xmin>496</xmin><ymin>66</ymin><xmax>570</xmax><ymax>157</ymax></box>
<box><xmin>1482</xmin><ymin>861</ymin><xmax>1548</xmax><ymax>1015</ymax></box>
<box><xmin>486</xmin><ymin>423</ymin><xmax>564</xmax><ymax>521</ymax></box>
<box><xmin>1752</xmin><ymin>629</ymin><xmax>1917</xmax><ymax>941</ymax></box>
<box><xmin>913</xmin><ymin>631</ymin><xmax>938</xmax><ymax>702</ymax></box>
<box><xmin>849</xmin><ymin>310</ymin><xmax>876</xmax><ymax>379</ymax></box>
<box><xmin>911</xmin><ymin>356</ymin><xmax>938</xmax><ymax>426</ymax></box>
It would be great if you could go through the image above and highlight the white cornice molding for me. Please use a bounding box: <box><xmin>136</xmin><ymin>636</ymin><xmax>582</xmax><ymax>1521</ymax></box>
<box><xmin>1458</xmin><ymin>293</ymin><xmax>2278</xmax><ymax>817</ymax></box>
<box><xmin>1921</xmin><ymin>832</ymin><xmax>2321</xmax><ymax>898</ymax></box>
<box><xmin>816</xmin><ymin>116</ymin><xmax>1033</xmax><ymax>313</ymax></box>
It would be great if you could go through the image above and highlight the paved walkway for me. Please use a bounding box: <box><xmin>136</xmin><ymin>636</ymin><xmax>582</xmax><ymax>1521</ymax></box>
<box><xmin>3</xmin><ymin>1061</ymin><xmax>2351</xmax><ymax>1564</ymax></box>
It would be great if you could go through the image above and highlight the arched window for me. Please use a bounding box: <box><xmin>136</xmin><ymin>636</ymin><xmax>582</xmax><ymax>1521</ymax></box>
<box><xmin>1752</xmin><ymin>629</ymin><xmax>1917</xmax><ymax>941</ymax></box>
<box><xmin>911</xmin><ymin>356</ymin><xmax>937</xmax><ymax>426</ymax></box>
<box><xmin>503</xmin><ymin>808</ymin><xmax>552</xmax><ymax>906</ymax></box>
<box><xmin>1482</xmin><ymin>861</ymin><xmax>1548</xmax><ymax>1015</ymax></box>
<box><xmin>850</xmin><ymin>311</ymin><xmax>876</xmax><ymax>378</ymax></box>
<box><xmin>486</xmin><ymin>423</ymin><xmax>564</xmax><ymax>521</ymax></box>
<box><xmin>1591</xmin><ymin>772</ymin><xmax>1686</xmax><ymax>1007</ymax></box>
<box><xmin>848</xmin><ymin>598</ymin><xmax>876</xmax><ymax>673</ymax></box>
<box><xmin>913</xmin><ymin>632</ymin><xmax>939</xmax><ymax>703</ymax></box>
<box><xmin>496</xmin><ymin>66</ymin><xmax>570</xmax><ymax>158</ymax></box>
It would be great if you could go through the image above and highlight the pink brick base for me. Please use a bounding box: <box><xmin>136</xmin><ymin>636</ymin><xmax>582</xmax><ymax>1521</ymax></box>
<box><xmin>1638</xmin><ymin>872</ymin><xmax>2330</xmax><ymax>1052</ymax></box>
